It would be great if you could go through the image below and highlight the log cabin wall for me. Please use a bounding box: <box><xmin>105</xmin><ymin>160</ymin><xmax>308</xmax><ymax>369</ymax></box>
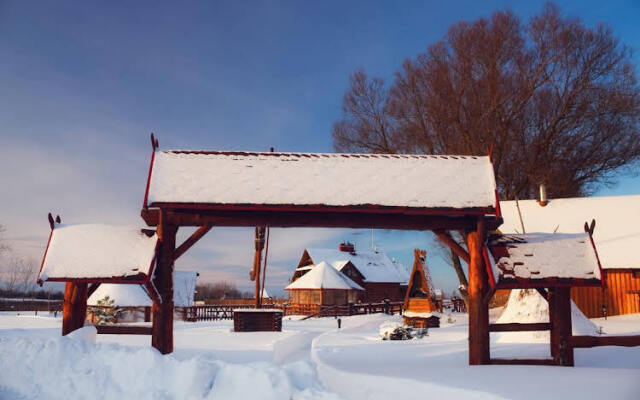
<box><xmin>362</xmin><ymin>282</ymin><xmax>402</xmax><ymax>303</ymax></box>
<box><xmin>571</xmin><ymin>269</ymin><xmax>640</xmax><ymax>318</ymax></box>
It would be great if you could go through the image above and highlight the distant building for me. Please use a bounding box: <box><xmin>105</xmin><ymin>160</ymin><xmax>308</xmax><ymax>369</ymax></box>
<box><xmin>500</xmin><ymin>195</ymin><xmax>640</xmax><ymax>317</ymax></box>
<box><xmin>286</xmin><ymin>261</ymin><xmax>364</xmax><ymax>307</ymax></box>
<box><xmin>290</xmin><ymin>242</ymin><xmax>410</xmax><ymax>302</ymax></box>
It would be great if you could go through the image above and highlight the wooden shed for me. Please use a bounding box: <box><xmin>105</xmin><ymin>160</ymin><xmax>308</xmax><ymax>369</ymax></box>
<box><xmin>286</xmin><ymin>261</ymin><xmax>364</xmax><ymax>307</ymax></box>
<box><xmin>500</xmin><ymin>195</ymin><xmax>640</xmax><ymax>317</ymax></box>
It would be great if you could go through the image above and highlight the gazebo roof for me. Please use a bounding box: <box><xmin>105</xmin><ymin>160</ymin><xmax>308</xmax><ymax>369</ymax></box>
<box><xmin>486</xmin><ymin>232</ymin><xmax>603</xmax><ymax>288</ymax></box>
<box><xmin>145</xmin><ymin>150</ymin><xmax>498</xmax><ymax>213</ymax></box>
<box><xmin>37</xmin><ymin>223</ymin><xmax>158</xmax><ymax>284</ymax></box>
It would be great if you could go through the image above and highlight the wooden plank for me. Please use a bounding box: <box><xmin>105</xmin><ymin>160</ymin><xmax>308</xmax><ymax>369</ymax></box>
<box><xmin>87</xmin><ymin>283</ymin><xmax>101</xmax><ymax>298</ymax></box>
<box><xmin>468</xmin><ymin>216</ymin><xmax>490</xmax><ymax>365</ymax></box>
<box><xmin>151</xmin><ymin>211</ymin><xmax>177</xmax><ymax>354</ymax></box>
<box><xmin>434</xmin><ymin>231</ymin><xmax>470</xmax><ymax>264</ymax></box>
<box><xmin>141</xmin><ymin>208</ymin><xmax>500</xmax><ymax>232</ymax></box>
<box><xmin>95</xmin><ymin>325</ymin><xmax>152</xmax><ymax>335</ymax></box>
<box><xmin>489</xmin><ymin>358</ymin><xmax>556</xmax><ymax>366</ymax></box>
<box><xmin>62</xmin><ymin>282</ymin><xmax>88</xmax><ymax>336</ymax></box>
<box><xmin>174</xmin><ymin>224</ymin><xmax>212</xmax><ymax>260</ymax></box>
<box><xmin>570</xmin><ymin>335</ymin><xmax>640</xmax><ymax>348</ymax></box>
<box><xmin>489</xmin><ymin>323</ymin><xmax>551</xmax><ymax>332</ymax></box>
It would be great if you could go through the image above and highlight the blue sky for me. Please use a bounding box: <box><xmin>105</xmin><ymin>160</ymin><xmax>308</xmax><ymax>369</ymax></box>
<box><xmin>1</xmin><ymin>0</ymin><xmax>639</xmax><ymax>296</ymax></box>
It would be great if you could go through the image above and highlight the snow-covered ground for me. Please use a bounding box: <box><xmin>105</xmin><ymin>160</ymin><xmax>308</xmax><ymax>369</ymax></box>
<box><xmin>1</xmin><ymin>311</ymin><xmax>639</xmax><ymax>399</ymax></box>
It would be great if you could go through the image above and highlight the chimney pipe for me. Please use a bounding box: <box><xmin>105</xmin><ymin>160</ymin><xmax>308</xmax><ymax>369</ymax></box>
<box><xmin>539</xmin><ymin>184</ymin><xmax>548</xmax><ymax>207</ymax></box>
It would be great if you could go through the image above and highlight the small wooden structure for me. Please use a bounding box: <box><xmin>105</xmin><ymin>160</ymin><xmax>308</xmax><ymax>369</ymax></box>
<box><xmin>402</xmin><ymin>250</ymin><xmax>440</xmax><ymax>328</ymax></box>
<box><xmin>286</xmin><ymin>261</ymin><xmax>364</xmax><ymax>307</ymax></box>
<box><xmin>233</xmin><ymin>309</ymin><xmax>283</xmax><ymax>332</ymax></box>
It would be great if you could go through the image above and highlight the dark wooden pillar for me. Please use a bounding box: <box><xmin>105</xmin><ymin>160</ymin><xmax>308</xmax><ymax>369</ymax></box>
<box><xmin>549</xmin><ymin>287</ymin><xmax>574</xmax><ymax>366</ymax></box>
<box><xmin>152</xmin><ymin>212</ymin><xmax>177</xmax><ymax>354</ymax></box>
<box><xmin>62</xmin><ymin>282</ymin><xmax>88</xmax><ymax>335</ymax></box>
<box><xmin>144</xmin><ymin>306</ymin><xmax>151</xmax><ymax>322</ymax></box>
<box><xmin>467</xmin><ymin>217</ymin><xmax>490</xmax><ymax>365</ymax></box>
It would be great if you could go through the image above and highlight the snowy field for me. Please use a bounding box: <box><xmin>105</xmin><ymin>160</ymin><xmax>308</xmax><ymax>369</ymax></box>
<box><xmin>1</xmin><ymin>311</ymin><xmax>639</xmax><ymax>400</ymax></box>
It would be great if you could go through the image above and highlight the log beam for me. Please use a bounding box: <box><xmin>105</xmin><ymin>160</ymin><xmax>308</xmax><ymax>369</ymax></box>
<box><xmin>95</xmin><ymin>325</ymin><xmax>152</xmax><ymax>335</ymax></box>
<box><xmin>174</xmin><ymin>224</ymin><xmax>212</xmax><ymax>260</ymax></box>
<box><xmin>468</xmin><ymin>217</ymin><xmax>490</xmax><ymax>365</ymax></box>
<box><xmin>570</xmin><ymin>335</ymin><xmax>640</xmax><ymax>348</ymax></box>
<box><xmin>141</xmin><ymin>208</ymin><xmax>500</xmax><ymax>232</ymax></box>
<box><xmin>434</xmin><ymin>230</ymin><xmax>470</xmax><ymax>264</ymax></box>
<box><xmin>87</xmin><ymin>283</ymin><xmax>101</xmax><ymax>298</ymax></box>
<box><xmin>549</xmin><ymin>287</ymin><xmax>574</xmax><ymax>366</ymax></box>
<box><xmin>151</xmin><ymin>211</ymin><xmax>177</xmax><ymax>354</ymax></box>
<box><xmin>489</xmin><ymin>358</ymin><xmax>556</xmax><ymax>366</ymax></box>
<box><xmin>62</xmin><ymin>282</ymin><xmax>88</xmax><ymax>335</ymax></box>
<box><xmin>489</xmin><ymin>323</ymin><xmax>551</xmax><ymax>332</ymax></box>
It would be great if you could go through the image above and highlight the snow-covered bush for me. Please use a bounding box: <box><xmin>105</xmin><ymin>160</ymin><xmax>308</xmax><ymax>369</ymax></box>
<box><xmin>90</xmin><ymin>295</ymin><xmax>124</xmax><ymax>324</ymax></box>
<box><xmin>379</xmin><ymin>321</ymin><xmax>414</xmax><ymax>340</ymax></box>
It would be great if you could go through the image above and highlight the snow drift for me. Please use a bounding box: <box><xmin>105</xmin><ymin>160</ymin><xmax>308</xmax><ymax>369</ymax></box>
<box><xmin>495</xmin><ymin>289</ymin><xmax>598</xmax><ymax>343</ymax></box>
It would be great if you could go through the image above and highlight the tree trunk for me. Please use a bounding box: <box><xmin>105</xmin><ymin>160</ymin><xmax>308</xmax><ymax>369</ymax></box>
<box><xmin>449</xmin><ymin>247</ymin><xmax>470</xmax><ymax>310</ymax></box>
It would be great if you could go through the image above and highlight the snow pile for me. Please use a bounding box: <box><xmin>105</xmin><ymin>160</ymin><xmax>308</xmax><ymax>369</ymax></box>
<box><xmin>149</xmin><ymin>151</ymin><xmax>497</xmax><ymax>209</ymax></box>
<box><xmin>88</xmin><ymin>284</ymin><xmax>152</xmax><ymax>307</ymax></box>
<box><xmin>495</xmin><ymin>289</ymin><xmax>598</xmax><ymax>343</ymax></box>
<box><xmin>0</xmin><ymin>333</ymin><xmax>341</xmax><ymax>400</ymax></box>
<box><xmin>39</xmin><ymin>224</ymin><xmax>158</xmax><ymax>281</ymax></box>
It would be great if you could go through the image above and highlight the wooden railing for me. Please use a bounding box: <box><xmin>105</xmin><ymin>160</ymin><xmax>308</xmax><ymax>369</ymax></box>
<box><xmin>183</xmin><ymin>301</ymin><xmax>403</xmax><ymax>322</ymax></box>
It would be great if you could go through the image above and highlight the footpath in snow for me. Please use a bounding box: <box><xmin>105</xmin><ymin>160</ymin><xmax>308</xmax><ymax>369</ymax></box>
<box><xmin>1</xmin><ymin>311</ymin><xmax>639</xmax><ymax>399</ymax></box>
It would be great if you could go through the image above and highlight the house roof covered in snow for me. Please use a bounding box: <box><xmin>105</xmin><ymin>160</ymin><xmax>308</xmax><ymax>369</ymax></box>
<box><xmin>286</xmin><ymin>262</ymin><xmax>365</xmax><ymax>290</ymax></box>
<box><xmin>88</xmin><ymin>270</ymin><xmax>198</xmax><ymax>307</ymax></box>
<box><xmin>499</xmin><ymin>195</ymin><xmax>640</xmax><ymax>270</ymax></box>
<box><xmin>304</xmin><ymin>248</ymin><xmax>410</xmax><ymax>284</ymax></box>
<box><xmin>487</xmin><ymin>233</ymin><xmax>602</xmax><ymax>287</ymax></box>
<box><xmin>38</xmin><ymin>224</ymin><xmax>158</xmax><ymax>284</ymax></box>
<box><xmin>146</xmin><ymin>151</ymin><xmax>498</xmax><ymax>211</ymax></box>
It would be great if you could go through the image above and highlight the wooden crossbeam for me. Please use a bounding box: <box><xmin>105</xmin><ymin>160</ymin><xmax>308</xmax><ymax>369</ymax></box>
<box><xmin>87</xmin><ymin>283</ymin><xmax>101</xmax><ymax>298</ymax></box>
<box><xmin>536</xmin><ymin>288</ymin><xmax>549</xmax><ymax>300</ymax></box>
<box><xmin>489</xmin><ymin>358</ymin><xmax>556</xmax><ymax>366</ymax></box>
<box><xmin>95</xmin><ymin>324</ymin><xmax>152</xmax><ymax>335</ymax></box>
<box><xmin>434</xmin><ymin>230</ymin><xmax>470</xmax><ymax>264</ymax></box>
<box><xmin>489</xmin><ymin>323</ymin><xmax>551</xmax><ymax>332</ymax></box>
<box><xmin>174</xmin><ymin>225</ymin><xmax>212</xmax><ymax>260</ymax></box>
<box><xmin>570</xmin><ymin>335</ymin><xmax>640</xmax><ymax>348</ymax></box>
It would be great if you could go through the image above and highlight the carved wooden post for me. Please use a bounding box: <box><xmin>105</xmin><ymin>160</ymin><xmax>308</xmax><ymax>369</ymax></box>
<box><xmin>467</xmin><ymin>217</ymin><xmax>490</xmax><ymax>365</ymax></box>
<box><xmin>252</xmin><ymin>227</ymin><xmax>266</xmax><ymax>308</ymax></box>
<box><xmin>152</xmin><ymin>211</ymin><xmax>177</xmax><ymax>354</ymax></box>
<box><xmin>549</xmin><ymin>287</ymin><xmax>574</xmax><ymax>366</ymax></box>
<box><xmin>62</xmin><ymin>282</ymin><xmax>88</xmax><ymax>335</ymax></box>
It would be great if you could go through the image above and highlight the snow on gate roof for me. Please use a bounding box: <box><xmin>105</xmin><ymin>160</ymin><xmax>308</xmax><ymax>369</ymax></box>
<box><xmin>146</xmin><ymin>151</ymin><xmax>498</xmax><ymax>211</ymax></box>
<box><xmin>38</xmin><ymin>224</ymin><xmax>158</xmax><ymax>284</ymax></box>
<box><xmin>486</xmin><ymin>233</ymin><xmax>603</xmax><ymax>287</ymax></box>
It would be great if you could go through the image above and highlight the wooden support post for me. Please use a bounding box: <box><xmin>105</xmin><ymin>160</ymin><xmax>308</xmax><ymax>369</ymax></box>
<box><xmin>467</xmin><ymin>217</ymin><xmax>490</xmax><ymax>365</ymax></box>
<box><xmin>252</xmin><ymin>227</ymin><xmax>266</xmax><ymax>309</ymax></box>
<box><xmin>549</xmin><ymin>287</ymin><xmax>574</xmax><ymax>366</ymax></box>
<box><xmin>144</xmin><ymin>306</ymin><xmax>151</xmax><ymax>322</ymax></box>
<box><xmin>152</xmin><ymin>211</ymin><xmax>177</xmax><ymax>354</ymax></box>
<box><xmin>62</xmin><ymin>282</ymin><xmax>88</xmax><ymax>335</ymax></box>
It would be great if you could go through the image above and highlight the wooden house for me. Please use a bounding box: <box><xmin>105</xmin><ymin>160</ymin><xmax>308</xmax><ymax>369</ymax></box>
<box><xmin>291</xmin><ymin>243</ymin><xmax>410</xmax><ymax>302</ymax></box>
<box><xmin>285</xmin><ymin>261</ymin><xmax>364</xmax><ymax>308</ymax></box>
<box><xmin>403</xmin><ymin>249</ymin><xmax>440</xmax><ymax>328</ymax></box>
<box><xmin>500</xmin><ymin>195</ymin><xmax>640</xmax><ymax>317</ymax></box>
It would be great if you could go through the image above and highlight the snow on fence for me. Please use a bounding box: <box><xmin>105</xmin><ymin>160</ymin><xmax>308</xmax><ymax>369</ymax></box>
<box><xmin>183</xmin><ymin>301</ymin><xmax>403</xmax><ymax>321</ymax></box>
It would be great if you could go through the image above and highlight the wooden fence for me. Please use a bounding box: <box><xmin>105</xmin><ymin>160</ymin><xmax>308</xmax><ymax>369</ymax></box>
<box><xmin>183</xmin><ymin>301</ymin><xmax>403</xmax><ymax>322</ymax></box>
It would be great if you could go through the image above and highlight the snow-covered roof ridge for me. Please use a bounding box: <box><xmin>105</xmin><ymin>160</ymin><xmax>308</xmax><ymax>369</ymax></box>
<box><xmin>38</xmin><ymin>224</ymin><xmax>158</xmax><ymax>283</ymax></box>
<box><xmin>305</xmin><ymin>248</ymin><xmax>410</xmax><ymax>284</ymax></box>
<box><xmin>147</xmin><ymin>150</ymin><xmax>497</xmax><ymax>210</ymax></box>
<box><xmin>286</xmin><ymin>261</ymin><xmax>364</xmax><ymax>290</ymax></box>
<box><xmin>500</xmin><ymin>194</ymin><xmax>640</xmax><ymax>269</ymax></box>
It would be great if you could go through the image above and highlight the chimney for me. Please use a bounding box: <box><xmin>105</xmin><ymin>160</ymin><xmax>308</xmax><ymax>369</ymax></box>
<box><xmin>539</xmin><ymin>184</ymin><xmax>548</xmax><ymax>207</ymax></box>
<box><xmin>338</xmin><ymin>241</ymin><xmax>355</xmax><ymax>254</ymax></box>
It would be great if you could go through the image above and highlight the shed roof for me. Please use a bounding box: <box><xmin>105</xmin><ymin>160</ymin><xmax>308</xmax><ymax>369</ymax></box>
<box><xmin>500</xmin><ymin>195</ymin><xmax>640</xmax><ymax>270</ymax></box>
<box><xmin>305</xmin><ymin>248</ymin><xmax>410</xmax><ymax>284</ymax></box>
<box><xmin>146</xmin><ymin>151</ymin><xmax>497</xmax><ymax>212</ymax></box>
<box><xmin>286</xmin><ymin>261</ymin><xmax>364</xmax><ymax>290</ymax></box>
<box><xmin>486</xmin><ymin>233</ymin><xmax>602</xmax><ymax>287</ymax></box>
<box><xmin>37</xmin><ymin>224</ymin><xmax>158</xmax><ymax>284</ymax></box>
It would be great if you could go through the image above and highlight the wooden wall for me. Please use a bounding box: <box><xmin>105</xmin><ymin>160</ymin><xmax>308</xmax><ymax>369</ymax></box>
<box><xmin>571</xmin><ymin>269</ymin><xmax>640</xmax><ymax>318</ymax></box>
<box><xmin>362</xmin><ymin>282</ymin><xmax>402</xmax><ymax>303</ymax></box>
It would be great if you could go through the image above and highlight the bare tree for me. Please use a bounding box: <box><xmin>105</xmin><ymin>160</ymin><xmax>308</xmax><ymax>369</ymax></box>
<box><xmin>0</xmin><ymin>224</ymin><xmax>9</xmax><ymax>255</ymax></box>
<box><xmin>333</xmin><ymin>4</ymin><xmax>640</xmax><ymax>199</ymax></box>
<box><xmin>333</xmin><ymin>4</ymin><xmax>640</xmax><ymax>291</ymax></box>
